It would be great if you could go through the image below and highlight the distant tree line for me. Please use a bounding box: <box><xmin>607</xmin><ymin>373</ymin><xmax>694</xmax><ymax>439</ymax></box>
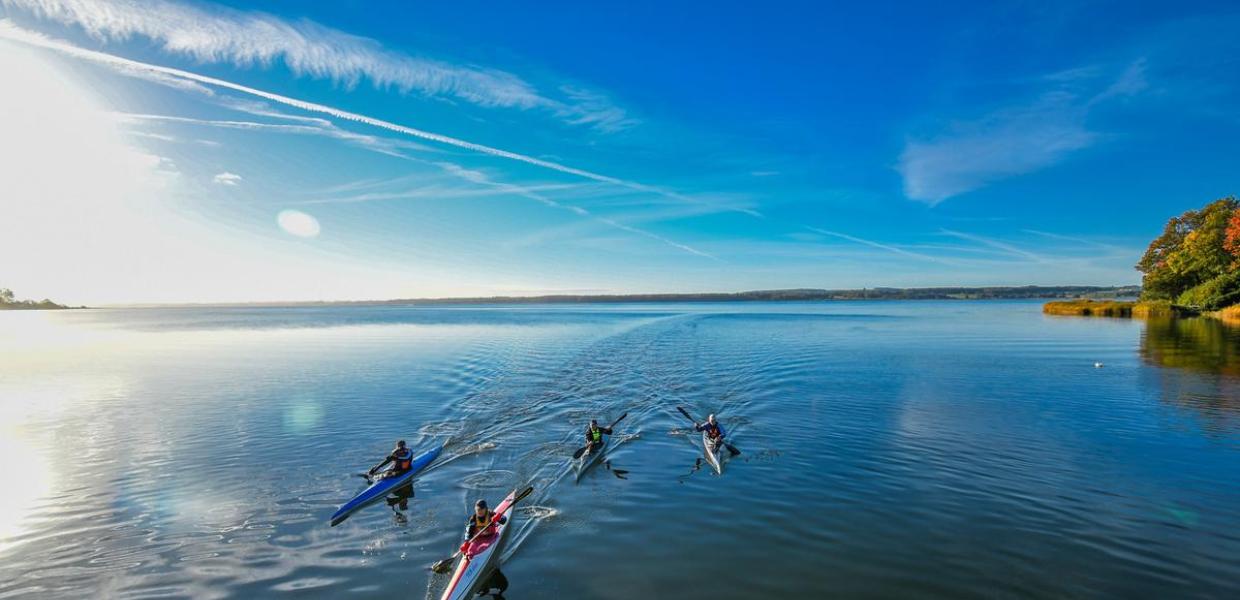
<box><xmin>254</xmin><ymin>285</ymin><xmax>1138</xmax><ymax>307</ymax></box>
<box><xmin>0</xmin><ymin>288</ymin><xmax>70</xmax><ymax>310</ymax></box>
<box><xmin>1136</xmin><ymin>197</ymin><xmax>1240</xmax><ymax>310</ymax></box>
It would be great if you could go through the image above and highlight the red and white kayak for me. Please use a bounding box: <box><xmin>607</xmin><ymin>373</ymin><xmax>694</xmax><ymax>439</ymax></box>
<box><xmin>439</xmin><ymin>488</ymin><xmax>521</xmax><ymax>600</ymax></box>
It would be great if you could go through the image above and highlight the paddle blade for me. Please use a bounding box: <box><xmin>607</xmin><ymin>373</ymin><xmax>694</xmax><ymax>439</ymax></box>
<box><xmin>676</xmin><ymin>406</ymin><xmax>696</xmax><ymax>423</ymax></box>
<box><xmin>430</xmin><ymin>557</ymin><xmax>456</xmax><ymax>574</ymax></box>
<box><xmin>725</xmin><ymin>443</ymin><xmax>741</xmax><ymax>456</ymax></box>
<box><xmin>572</xmin><ymin>445</ymin><xmax>587</xmax><ymax>459</ymax></box>
<box><xmin>513</xmin><ymin>485</ymin><xmax>535</xmax><ymax>505</ymax></box>
<box><xmin>609</xmin><ymin>412</ymin><xmax>628</xmax><ymax>428</ymax></box>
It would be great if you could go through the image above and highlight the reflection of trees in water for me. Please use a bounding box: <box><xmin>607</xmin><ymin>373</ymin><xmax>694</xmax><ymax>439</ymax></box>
<box><xmin>1141</xmin><ymin>317</ymin><xmax>1240</xmax><ymax>433</ymax></box>
<box><xmin>1142</xmin><ymin>318</ymin><xmax>1240</xmax><ymax>376</ymax></box>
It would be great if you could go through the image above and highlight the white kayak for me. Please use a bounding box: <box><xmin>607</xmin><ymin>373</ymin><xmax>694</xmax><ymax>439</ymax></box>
<box><xmin>703</xmin><ymin>432</ymin><xmax>724</xmax><ymax>474</ymax></box>
<box><xmin>439</xmin><ymin>488</ymin><xmax>522</xmax><ymax>600</ymax></box>
<box><xmin>574</xmin><ymin>438</ymin><xmax>607</xmax><ymax>481</ymax></box>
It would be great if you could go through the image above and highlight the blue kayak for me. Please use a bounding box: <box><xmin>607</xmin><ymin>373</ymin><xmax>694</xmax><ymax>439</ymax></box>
<box><xmin>330</xmin><ymin>443</ymin><xmax>443</xmax><ymax>526</ymax></box>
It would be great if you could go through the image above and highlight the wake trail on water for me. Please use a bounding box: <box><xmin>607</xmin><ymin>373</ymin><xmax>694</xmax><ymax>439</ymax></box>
<box><xmin>422</xmin><ymin>311</ymin><xmax>780</xmax><ymax>576</ymax></box>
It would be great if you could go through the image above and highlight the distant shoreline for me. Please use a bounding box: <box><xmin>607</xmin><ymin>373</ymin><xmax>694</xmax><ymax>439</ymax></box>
<box><xmin>110</xmin><ymin>285</ymin><xmax>1139</xmax><ymax>309</ymax></box>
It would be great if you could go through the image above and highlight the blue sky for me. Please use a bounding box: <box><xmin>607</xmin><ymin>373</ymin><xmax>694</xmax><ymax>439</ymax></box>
<box><xmin>2</xmin><ymin>0</ymin><xmax>1238</xmax><ymax>303</ymax></box>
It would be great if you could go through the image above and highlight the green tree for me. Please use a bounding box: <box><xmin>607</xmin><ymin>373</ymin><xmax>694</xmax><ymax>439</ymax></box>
<box><xmin>0</xmin><ymin>288</ymin><xmax>14</xmax><ymax>304</ymax></box>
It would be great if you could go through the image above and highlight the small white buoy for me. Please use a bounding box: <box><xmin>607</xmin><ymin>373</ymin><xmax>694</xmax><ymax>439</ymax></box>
<box><xmin>1094</xmin><ymin>362</ymin><xmax>1104</xmax><ymax>368</ymax></box>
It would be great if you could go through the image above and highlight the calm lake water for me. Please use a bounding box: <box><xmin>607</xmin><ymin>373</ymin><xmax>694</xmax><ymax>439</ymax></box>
<box><xmin>1</xmin><ymin>301</ymin><xmax>1237</xmax><ymax>599</ymax></box>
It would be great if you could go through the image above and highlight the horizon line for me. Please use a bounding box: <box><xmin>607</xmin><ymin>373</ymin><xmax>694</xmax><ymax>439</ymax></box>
<box><xmin>88</xmin><ymin>284</ymin><xmax>1140</xmax><ymax>309</ymax></box>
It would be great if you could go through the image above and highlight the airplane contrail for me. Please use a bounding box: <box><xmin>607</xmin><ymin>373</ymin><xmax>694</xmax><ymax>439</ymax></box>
<box><xmin>0</xmin><ymin>21</ymin><xmax>711</xmax><ymax>207</ymax></box>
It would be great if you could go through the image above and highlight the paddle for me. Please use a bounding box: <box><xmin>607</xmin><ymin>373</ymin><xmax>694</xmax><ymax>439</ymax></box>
<box><xmin>571</xmin><ymin>412</ymin><xmax>628</xmax><ymax>459</ymax></box>
<box><xmin>676</xmin><ymin>406</ymin><xmax>740</xmax><ymax>457</ymax></box>
<box><xmin>430</xmin><ymin>485</ymin><xmax>535</xmax><ymax>574</ymax></box>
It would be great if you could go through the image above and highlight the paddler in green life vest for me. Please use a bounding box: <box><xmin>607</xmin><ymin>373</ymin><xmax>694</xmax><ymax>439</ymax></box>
<box><xmin>367</xmin><ymin>440</ymin><xmax>414</xmax><ymax>480</ymax></box>
<box><xmin>584</xmin><ymin>419</ymin><xmax>613</xmax><ymax>453</ymax></box>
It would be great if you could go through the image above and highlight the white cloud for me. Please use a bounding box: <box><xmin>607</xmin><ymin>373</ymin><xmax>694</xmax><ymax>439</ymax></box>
<box><xmin>212</xmin><ymin>171</ymin><xmax>241</xmax><ymax>186</ymax></box>
<box><xmin>1</xmin><ymin>0</ymin><xmax>631</xmax><ymax>130</ymax></box>
<box><xmin>898</xmin><ymin>62</ymin><xmax>1148</xmax><ymax>205</ymax></box>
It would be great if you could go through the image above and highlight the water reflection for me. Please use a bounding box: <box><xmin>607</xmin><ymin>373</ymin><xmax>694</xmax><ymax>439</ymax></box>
<box><xmin>386</xmin><ymin>483</ymin><xmax>414</xmax><ymax>525</ymax></box>
<box><xmin>480</xmin><ymin>569</ymin><xmax>510</xmax><ymax>599</ymax></box>
<box><xmin>1141</xmin><ymin>317</ymin><xmax>1240</xmax><ymax>432</ymax></box>
<box><xmin>0</xmin><ymin>425</ymin><xmax>51</xmax><ymax>554</ymax></box>
<box><xmin>1141</xmin><ymin>317</ymin><xmax>1240</xmax><ymax>377</ymax></box>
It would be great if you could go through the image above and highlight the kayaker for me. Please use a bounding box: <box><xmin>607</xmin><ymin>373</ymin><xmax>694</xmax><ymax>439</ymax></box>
<box><xmin>368</xmin><ymin>440</ymin><xmax>414</xmax><ymax>479</ymax></box>
<box><xmin>583</xmin><ymin>419</ymin><xmax>613</xmax><ymax>452</ymax></box>
<box><xmin>461</xmin><ymin>499</ymin><xmax>508</xmax><ymax>553</ymax></box>
<box><xmin>695</xmin><ymin>414</ymin><xmax>726</xmax><ymax>448</ymax></box>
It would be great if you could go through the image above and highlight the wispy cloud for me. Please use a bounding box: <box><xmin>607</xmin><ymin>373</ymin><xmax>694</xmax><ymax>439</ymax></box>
<box><xmin>940</xmin><ymin>229</ymin><xmax>1044</xmax><ymax>262</ymax></box>
<box><xmin>212</xmin><ymin>171</ymin><xmax>241</xmax><ymax>186</ymax></box>
<box><xmin>899</xmin><ymin>94</ymin><xmax>1096</xmax><ymax>205</ymax></box>
<box><xmin>302</xmin><ymin>182</ymin><xmax>582</xmax><ymax>205</ymax></box>
<box><xmin>0</xmin><ymin>23</ymin><xmax>708</xmax><ymax>205</ymax></box>
<box><xmin>432</xmin><ymin>162</ymin><xmax>717</xmax><ymax>259</ymax></box>
<box><xmin>2</xmin><ymin>0</ymin><xmax>633</xmax><ymax>131</ymax></box>
<box><xmin>117</xmin><ymin>110</ymin><xmax>432</xmax><ymax>159</ymax></box>
<box><xmin>1021</xmin><ymin>229</ymin><xmax>1116</xmax><ymax>250</ymax></box>
<box><xmin>806</xmin><ymin>227</ymin><xmax>948</xmax><ymax>263</ymax></box>
<box><xmin>898</xmin><ymin>62</ymin><xmax>1148</xmax><ymax>205</ymax></box>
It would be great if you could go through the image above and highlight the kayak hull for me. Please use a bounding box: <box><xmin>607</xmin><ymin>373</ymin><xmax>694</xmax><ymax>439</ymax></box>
<box><xmin>702</xmin><ymin>432</ymin><xmax>723</xmax><ymax>474</ymax></box>
<box><xmin>440</xmin><ymin>489</ymin><xmax>519</xmax><ymax>600</ymax></box>
<box><xmin>330</xmin><ymin>443</ymin><xmax>443</xmax><ymax>526</ymax></box>
<box><xmin>574</xmin><ymin>438</ymin><xmax>607</xmax><ymax>481</ymax></box>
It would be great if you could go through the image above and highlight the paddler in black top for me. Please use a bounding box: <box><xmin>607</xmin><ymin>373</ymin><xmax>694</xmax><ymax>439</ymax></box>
<box><xmin>368</xmin><ymin>440</ymin><xmax>414</xmax><ymax>480</ymax></box>
<box><xmin>461</xmin><ymin>499</ymin><xmax>508</xmax><ymax>553</ymax></box>
<box><xmin>583</xmin><ymin>419</ymin><xmax>613</xmax><ymax>453</ymax></box>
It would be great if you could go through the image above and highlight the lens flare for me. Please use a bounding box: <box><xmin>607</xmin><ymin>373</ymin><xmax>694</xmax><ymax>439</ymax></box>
<box><xmin>277</xmin><ymin>210</ymin><xmax>321</xmax><ymax>238</ymax></box>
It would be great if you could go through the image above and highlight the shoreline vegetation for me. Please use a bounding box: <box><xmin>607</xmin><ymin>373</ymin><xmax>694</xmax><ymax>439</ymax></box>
<box><xmin>124</xmin><ymin>285</ymin><xmax>1139</xmax><ymax>308</ymax></box>
<box><xmin>1042</xmin><ymin>299</ymin><xmax>1187</xmax><ymax>318</ymax></box>
<box><xmin>1044</xmin><ymin>196</ymin><xmax>1240</xmax><ymax>327</ymax></box>
<box><xmin>0</xmin><ymin>288</ymin><xmax>73</xmax><ymax>310</ymax></box>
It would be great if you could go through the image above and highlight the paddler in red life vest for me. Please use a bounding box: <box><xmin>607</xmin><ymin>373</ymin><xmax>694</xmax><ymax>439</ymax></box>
<box><xmin>367</xmin><ymin>440</ymin><xmax>414</xmax><ymax>480</ymax></box>
<box><xmin>584</xmin><ymin>419</ymin><xmax>613</xmax><ymax>453</ymax></box>
<box><xmin>695</xmin><ymin>414</ymin><xmax>726</xmax><ymax>449</ymax></box>
<box><xmin>460</xmin><ymin>499</ymin><xmax>508</xmax><ymax>554</ymax></box>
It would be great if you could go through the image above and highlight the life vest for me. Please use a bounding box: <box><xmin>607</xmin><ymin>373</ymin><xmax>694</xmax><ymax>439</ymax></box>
<box><xmin>470</xmin><ymin>511</ymin><xmax>496</xmax><ymax>536</ymax></box>
<box><xmin>393</xmin><ymin>448</ymin><xmax>413</xmax><ymax>471</ymax></box>
<box><xmin>703</xmin><ymin>423</ymin><xmax>722</xmax><ymax>439</ymax></box>
<box><xmin>589</xmin><ymin>427</ymin><xmax>603</xmax><ymax>443</ymax></box>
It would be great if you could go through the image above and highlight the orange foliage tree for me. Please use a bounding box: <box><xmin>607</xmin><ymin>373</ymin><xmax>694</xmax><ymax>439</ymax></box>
<box><xmin>1226</xmin><ymin>211</ymin><xmax>1240</xmax><ymax>264</ymax></box>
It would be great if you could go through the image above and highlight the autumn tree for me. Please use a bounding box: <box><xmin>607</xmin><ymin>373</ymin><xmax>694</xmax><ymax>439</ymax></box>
<box><xmin>1136</xmin><ymin>197</ymin><xmax>1238</xmax><ymax>301</ymax></box>
<box><xmin>1226</xmin><ymin>211</ymin><xmax>1240</xmax><ymax>263</ymax></box>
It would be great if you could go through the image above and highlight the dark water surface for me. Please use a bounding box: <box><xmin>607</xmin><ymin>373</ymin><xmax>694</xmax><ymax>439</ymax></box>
<box><xmin>0</xmin><ymin>301</ymin><xmax>1237</xmax><ymax>599</ymax></box>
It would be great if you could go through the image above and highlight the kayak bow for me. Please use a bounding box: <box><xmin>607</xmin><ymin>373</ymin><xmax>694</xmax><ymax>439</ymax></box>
<box><xmin>330</xmin><ymin>442</ymin><xmax>443</xmax><ymax>526</ymax></box>
<box><xmin>439</xmin><ymin>488</ymin><xmax>521</xmax><ymax>600</ymax></box>
<box><xmin>702</xmin><ymin>431</ymin><xmax>724</xmax><ymax>474</ymax></box>
<box><xmin>574</xmin><ymin>438</ymin><xmax>608</xmax><ymax>482</ymax></box>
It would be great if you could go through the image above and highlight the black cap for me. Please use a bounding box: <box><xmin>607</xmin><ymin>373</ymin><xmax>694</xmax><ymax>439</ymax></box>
<box><xmin>397</xmin><ymin>440</ymin><xmax>406</xmax><ymax>447</ymax></box>
<box><xmin>475</xmin><ymin>499</ymin><xmax>488</xmax><ymax>509</ymax></box>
